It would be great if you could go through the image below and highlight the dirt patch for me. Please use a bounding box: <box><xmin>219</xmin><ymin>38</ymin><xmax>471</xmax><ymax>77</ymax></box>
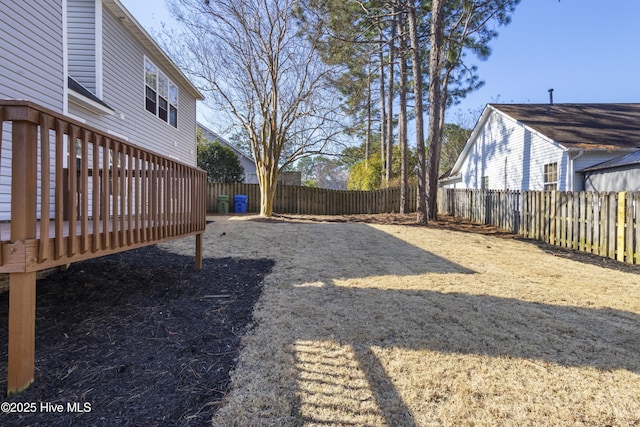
<box><xmin>0</xmin><ymin>245</ymin><xmax>274</xmax><ymax>426</ymax></box>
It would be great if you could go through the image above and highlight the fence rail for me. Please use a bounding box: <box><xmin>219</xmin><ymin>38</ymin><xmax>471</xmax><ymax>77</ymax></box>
<box><xmin>438</xmin><ymin>188</ymin><xmax>639</xmax><ymax>265</ymax></box>
<box><xmin>207</xmin><ymin>183</ymin><xmax>418</xmax><ymax>215</ymax></box>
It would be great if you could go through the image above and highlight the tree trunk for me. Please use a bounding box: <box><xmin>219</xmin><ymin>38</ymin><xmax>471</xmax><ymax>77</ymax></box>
<box><xmin>398</xmin><ymin>8</ymin><xmax>408</xmax><ymax>214</ymax></box>
<box><xmin>385</xmin><ymin>10</ymin><xmax>396</xmax><ymax>185</ymax></box>
<box><xmin>366</xmin><ymin>61</ymin><xmax>372</xmax><ymax>165</ymax></box>
<box><xmin>408</xmin><ymin>1</ymin><xmax>426</xmax><ymax>224</ymax></box>
<box><xmin>378</xmin><ymin>28</ymin><xmax>386</xmax><ymax>176</ymax></box>
<box><xmin>256</xmin><ymin>163</ymin><xmax>279</xmax><ymax>217</ymax></box>
<box><xmin>426</xmin><ymin>0</ymin><xmax>445</xmax><ymax>220</ymax></box>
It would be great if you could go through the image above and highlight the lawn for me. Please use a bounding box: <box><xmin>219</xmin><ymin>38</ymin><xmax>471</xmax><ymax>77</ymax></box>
<box><xmin>203</xmin><ymin>214</ymin><xmax>639</xmax><ymax>426</ymax></box>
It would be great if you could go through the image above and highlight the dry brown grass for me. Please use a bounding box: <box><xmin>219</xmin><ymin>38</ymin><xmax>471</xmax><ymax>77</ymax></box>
<box><xmin>163</xmin><ymin>215</ymin><xmax>640</xmax><ymax>426</ymax></box>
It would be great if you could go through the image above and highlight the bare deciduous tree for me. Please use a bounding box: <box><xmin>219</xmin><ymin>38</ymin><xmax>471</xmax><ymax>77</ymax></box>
<box><xmin>167</xmin><ymin>0</ymin><xmax>344</xmax><ymax>216</ymax></box>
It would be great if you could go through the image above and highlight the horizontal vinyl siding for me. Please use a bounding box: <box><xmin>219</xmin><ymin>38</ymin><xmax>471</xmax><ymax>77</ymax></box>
<box><xmin>572</xmin><ymin>150</ymin><xmax>634</xmax><ymax>191</ymax></box>
<box><xmin>585</xmin><ymin>168</ymin><xmax>640</xmax><ymax>192</ymax></box>
<box><xmin>458</xmin><ymin>110</ymin><xmax>566</xmax><ymax>191</ymax></box>
<box><xmin>67</xmin><ymin>0</ymin><xmax>97</xmax><ymax>93</ymax></box>
<box><xmin>0</xmin><ymin>1</ymin><xmax>64</xmax><ymax>220</ymax></box>
<box><xmin>71</xmin><ymin>6</ymin><xmax>198</xmax><ymax>167</ymax></box>
<box><xmin>0</xmin><ymin>1</ymin><xmax>64</xmax><ymax>110</ymax></box>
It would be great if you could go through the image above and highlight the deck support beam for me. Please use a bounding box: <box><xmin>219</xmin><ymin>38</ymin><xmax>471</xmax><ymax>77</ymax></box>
<box><xmin>7</xmin><ymin>272</ymin><xmax>37</xmax><ymax>395</ymax></box>
<box><xmin>7</xmin><ymin>120</ymin><xmax>38</xmax><ymax>395</ymax></box>
<box><xmin>195</xmin><ymin>233</ymin><xmax>203</xmax><ymax>270</ymax></box>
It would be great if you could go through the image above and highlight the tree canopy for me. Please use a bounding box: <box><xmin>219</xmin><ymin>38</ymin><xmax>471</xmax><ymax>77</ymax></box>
<box><xmin>196</xmin><ymin>128</ymin><xmax>245</xmax><ymax>183</ymax></box>
<box><xmin>166</xmin><ymin>0</ymin><xmax>521</xmax><ymax>219</ymax></box>
<box><xmin>167</xmin><ymin>0</ymin><xmax>346</xmax><ymax>216</ymax></box>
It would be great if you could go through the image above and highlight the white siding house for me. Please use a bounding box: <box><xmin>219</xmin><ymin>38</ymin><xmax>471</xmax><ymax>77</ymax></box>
<box><xmin>441</xmin><ymin>104</ymin><xmax>640</xmax><ymax>191</ymax></box>
<box><xmin>0</xmin><ymin>0</ymin><xmax>203</xmax><ymax>220</ymax></box>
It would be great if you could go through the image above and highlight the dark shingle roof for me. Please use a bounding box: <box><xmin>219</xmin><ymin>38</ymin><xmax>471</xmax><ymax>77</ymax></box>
<box><xmin>68</xmin><ymin>77</ymin><xmax>114</xmax><ymax>111</ymax></box>
<box><xmin>491</xmin><ymin>103</ymin><xmax>640</xmax><ymax>150</ymax></box>
<box><xmin>581</xmin><ymin>150</ymin><xmax>640</xmax><ymax>172</ymax></box>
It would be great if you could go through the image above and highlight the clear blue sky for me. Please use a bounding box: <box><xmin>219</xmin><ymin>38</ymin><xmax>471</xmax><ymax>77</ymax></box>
<box><xmin>121</xmin><ymin>0</ymin><xmax>640</xmax><ymax>125</ymax></box>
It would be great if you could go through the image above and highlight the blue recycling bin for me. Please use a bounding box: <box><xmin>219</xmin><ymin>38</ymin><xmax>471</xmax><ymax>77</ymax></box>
<box><xmin>234</xmin><ymin>195</ymin><xmax>248</xmax><ymax>213</ymax></box>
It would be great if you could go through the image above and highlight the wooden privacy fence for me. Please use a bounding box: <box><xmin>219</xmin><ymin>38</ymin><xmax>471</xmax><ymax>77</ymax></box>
<box><xmin>438</xmin><ymin>188</ymin><xmax>640</xmax><ymax>265</ymax></box>
<box><xmin>207</xmin><ymin>183</ymin><xmax>418</xmax><ymax>215</ymax></box>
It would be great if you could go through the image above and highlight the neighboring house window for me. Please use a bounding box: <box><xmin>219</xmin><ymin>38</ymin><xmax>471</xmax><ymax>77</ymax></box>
<box><xmin>144</xmin><ymin>58</ymin><xmax>178</xmax><ymax>128</ymax></box>
<box><xmin>481</xmin><ymin>176</ymin><xmax>489</xmax><ymax>190</ymax></box>
<box><xmin>544</xmin><ymin>162</ymin><xmax>558</xmax><ymax>190</ymax></box>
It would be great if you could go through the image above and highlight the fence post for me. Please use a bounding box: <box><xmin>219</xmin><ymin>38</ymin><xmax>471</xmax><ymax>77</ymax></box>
<box><xmin>616</xmin><ymin>192</ymin><xmax>626</xmax><ymax>262</ymax></box>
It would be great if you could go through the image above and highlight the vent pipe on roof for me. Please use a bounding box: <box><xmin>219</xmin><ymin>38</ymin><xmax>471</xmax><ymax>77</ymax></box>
<box><xmin>548</xmin><ymin>88</ymin><xmax>554</xmax><ymax>105</ymax></box>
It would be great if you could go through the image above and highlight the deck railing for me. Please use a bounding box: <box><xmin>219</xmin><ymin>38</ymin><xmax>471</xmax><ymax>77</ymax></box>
<box><xmin>0</xmin><ymin>99</ymin><xmax>207</xmax><ymax>394</ymax></box>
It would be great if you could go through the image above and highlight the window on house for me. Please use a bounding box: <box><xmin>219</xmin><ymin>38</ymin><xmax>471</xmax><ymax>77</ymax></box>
<box><xmin>169</xmin><ymin>83</ymin><xmax>178</xmax><ymax>128</ymax></box>
<box><xmin>544</xmin><ymin>162</ymin><xmax>558</xmax><ymax>190</ymax></box>
<box><xmin>145</xmin><ymin>59</ymin><xmax>157</xmax><ymax>114</ymax></box>
<box><xmin>144</xmin><ymin>58</ymin><xmax>178</xmax><ymax>128</ymax></box>
<box><xmin>481</xmin><ymin>176</ymin><xmax>489</xmax><ymax>190</ymax></box>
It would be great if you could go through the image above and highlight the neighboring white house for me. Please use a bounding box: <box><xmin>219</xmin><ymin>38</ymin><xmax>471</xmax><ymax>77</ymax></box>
<box><xmin>197</xmin><ymin>123</ymin><xmax>259</xmax><ymax>184</ymax></box>
<box><xmin>440</xmin><ymin>103</ymin><xmax>640</xmax><ymax>191</ymax></box>
<box><xmin>0</xmin><ymin>0</ymin><xmax>203</xmax><ymax>220</ymax></box>
<box><xmin>581</xmin><ymin>150</ymin><xmax>640</xmax><ymax>192</ymax></box>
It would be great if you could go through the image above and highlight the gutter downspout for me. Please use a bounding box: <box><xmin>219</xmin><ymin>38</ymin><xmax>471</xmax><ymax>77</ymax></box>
<box><xmin>568</xmin><ymin>149</ymin><xmax>585</xmax><ymax>191</ymax></box>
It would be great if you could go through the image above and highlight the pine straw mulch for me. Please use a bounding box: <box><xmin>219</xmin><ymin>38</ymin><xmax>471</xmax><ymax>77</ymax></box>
<box><xmin>0</xmin><ymin>245</ymin><xmax>274</xmax><ymax>427</ymax></box>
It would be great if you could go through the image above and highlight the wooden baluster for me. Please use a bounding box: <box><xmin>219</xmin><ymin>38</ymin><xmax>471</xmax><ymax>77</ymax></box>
<box><xmin>68</xmin><ymin>125</ymin><xmax>78</xmax><ymax>257</ymax></box>
<box><xmin>54</xmin><ymin>119</ymin><xmax>65</xmax><ymax>260</ymax></box>
<box><xmin>38</xmin><ymin>114</ymin><xmax>51</xmax><ymax>262</ymax></box>
<box><xmin>102</xmin><ymin>138</ymin><xmax>111</xmax><ymax>249</ymax></box>
<box><xmin>80</xmin><ymin>129</ymin><xmax>89</xmax><ymax>253</ymax></box>
<box><xmin>141</xmin><ymin>151</ymin><xmax>148</xmax><ymax>242</ymax></box>
<box><xmin>92</xmin><ymin>135</ymin><xmax>101</xmax><ymax>252</ymax></box>
<box><xmin>127</xmin><ymin>146</ymin><xmax>133</xmax><ymax>245</ymax></box>
<box><xmin>119</xmin><ymin>146</ymin><xmax>126</xmax><ymax>247</ymax></box>
<box><xmin>111</xmin><ymin>140</ymin><xmax>119</xmax><ymax>249</ymax></box>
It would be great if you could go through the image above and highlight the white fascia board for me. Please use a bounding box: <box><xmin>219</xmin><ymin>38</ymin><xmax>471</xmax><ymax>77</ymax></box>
<box><xmin>449</xmin><ymin>104</ymin><xmax>494</xmax><ymax>175</ymax></box>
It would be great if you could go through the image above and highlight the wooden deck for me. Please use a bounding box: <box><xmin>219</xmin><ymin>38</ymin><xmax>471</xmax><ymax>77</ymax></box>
<box><xmin>0</xmin><ymin>100</ymin><xmax>207</xmax><ymax>395</ymax></box>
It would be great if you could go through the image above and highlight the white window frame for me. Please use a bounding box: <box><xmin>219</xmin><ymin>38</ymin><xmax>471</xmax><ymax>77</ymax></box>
<box><xmin>144</xmin><ymin>57</ymin><xmax>178</xmax><ymax>129</ymax></box>
<box><xmin>544</xmin><ymin>162</ymin><xmax>558</xmax><ymax>191</ymax></box>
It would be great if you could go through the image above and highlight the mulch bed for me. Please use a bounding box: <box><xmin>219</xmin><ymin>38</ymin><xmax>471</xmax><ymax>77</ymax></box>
<box><xmin>0</xmin><ymin>245</ymin><xmax>274</xmax><ymax>426</ymax></box>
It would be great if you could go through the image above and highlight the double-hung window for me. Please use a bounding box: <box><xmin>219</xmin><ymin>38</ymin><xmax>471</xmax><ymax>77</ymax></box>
<box><xmin>544</xmin><ymin>162</ymin><xmax>558</xmax><ymax>190</ymax></box>
<box><xmin>144</xmin><ymin>58</ymin><xmax>178</xmax><ymax>128</ymax></box>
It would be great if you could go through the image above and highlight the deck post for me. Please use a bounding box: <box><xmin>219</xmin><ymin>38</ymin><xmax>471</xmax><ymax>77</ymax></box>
<box><xmin>7</xmin><ymin>119</ymin><xmax>38</xmax><ymax>395</ymax></box>
<box><xmin>195</xmin><ymin>233</ymin><xmax>203</xmax><ymax>270</ymax></box>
